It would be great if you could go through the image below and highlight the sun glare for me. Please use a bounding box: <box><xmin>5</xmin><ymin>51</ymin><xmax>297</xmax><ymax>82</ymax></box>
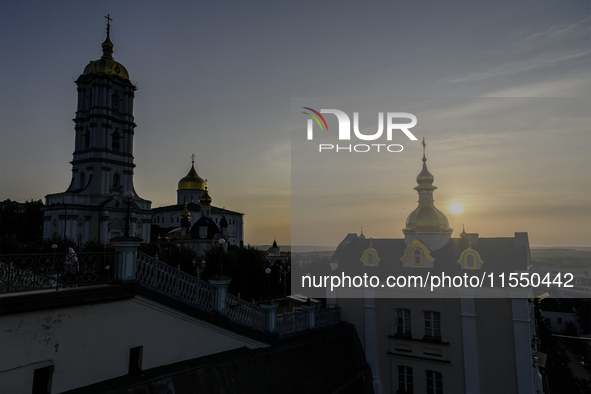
<box><xmin>449</xmin><ymin>202</ymin><xmax>464</xmax><ymax>214</ymax></box>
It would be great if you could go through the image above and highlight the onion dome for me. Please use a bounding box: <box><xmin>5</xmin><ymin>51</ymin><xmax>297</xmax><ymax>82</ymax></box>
<box><xmin>200</xmin><ymin>186</ymin><xmax>212</xmax><ymax>205</ymax></box>
<box><xmin>403</xmin><ymin>139</ymin><xmax>453</xmax><ymax>236</ymax></box>
<box><xmin>416</xmin><ymin>156</ymin><xmax>434</xmax><ymax>185</ymax></box>
<box><xmin>178</xmin><ymin>155</ymin><xmax>206</xmax><ymax>191</ymax></box>
<box><xmin>180</xmin><ymin>203</ymin><xmax>191</xmax><ymax>219</ymax></box>
<box><xmin>82</xmin><ymin>16</ymin><xmax>130</xmax><ymax>80</ymax></box>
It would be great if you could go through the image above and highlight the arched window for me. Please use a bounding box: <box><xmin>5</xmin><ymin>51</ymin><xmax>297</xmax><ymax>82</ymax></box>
<box><xmin>466</xmin><ymin>254</ymin><xmax>475</xmax><ymax>269</ymax></box>
<box><xmin>111</xmin><ymin>94</ymin><xmax>119</xmax><ymax>110</ymax></box>
<box><xmin>112</xmin><ymin>132</ymin><xmax>120</xmax><ymax>152</ymax></box>
<box><xmin>413</xmin><ymin>249</ymin><xmax>422</xmax><ymax>267</ymax></box>
<box><xmin>83</xmin><ymin>128</ymin><xmax>90</xmax><ymax>148</ymax></box>
<box><xmin>113</xmin><ymin>173</ymin><xmax>120</xmax><ymax>187</ymax></box>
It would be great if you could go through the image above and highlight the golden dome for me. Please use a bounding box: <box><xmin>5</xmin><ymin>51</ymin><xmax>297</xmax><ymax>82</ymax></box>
<box><xmin>178</xmin><ymin>161</ymin><xmax>206</xmax><ymax>191</ymax></box>
<box><xmin>403</xmin><ymin>139</ymin><xmax>452</xmax><ymax>236</ymax></box>
<box><xmin>200</xmin><ymin>187</ymin><xmax>212</xmax><ymax>205</ymax></box>
<box><xmin>83</xmin><ymin>57</ymin><xmax>130</xmax><ymax>80</ymax></box>
<box><xmin>181</xmin><ymin>203</ymin><xmax>191</xmax><ymax>219</ymax></box>
<box><xmin>82</xmin><ymin>19</ymin><xmax>130</xmax><ymax>80</ymax></box>
<box><xmin>416</xmin><ymin>159</ymin><xmax>434</xmax><ymax>185</ymax></box>
<box><xmin>404</xmin><ymin>204</ymin><xmax>452</xmax><ymax>235</ymax></box>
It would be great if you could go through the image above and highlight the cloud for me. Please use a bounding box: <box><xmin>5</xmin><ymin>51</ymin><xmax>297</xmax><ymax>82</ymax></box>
<box><xmin>521</xmin><ymin>18</ymin><xmax>591</xmax><ymax>45</ymax></box>
<box><xmin>447</xmin><ymin>50</ymin><xmax>591</xmax><ymax>84</ymax></box>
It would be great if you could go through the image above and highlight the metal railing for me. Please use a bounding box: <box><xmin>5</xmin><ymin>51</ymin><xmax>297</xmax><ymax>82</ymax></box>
<box><xmin>1</xmin><ymin>250</ymin><xmax>342</xmax><ymax>337</ymax></box>
<box><xmin>0</xmin><ymin>252</ymin><xmax>114</xmax><ymax>293</ymax></box>
<box><xmin>276</xmin><ymin>310</ymin><xmax>308</xmax><ymax>336</ymax></box>
<box><xmin>315</xmin><ymin>307</ymin><xmax>341</xmax><ymax>328</ymax></box>
<box><xmin>227</xmin><ymin>293</ymin><xmax>268</xmax><ymax>332</ymax></box>
<box><xmin>136</xmin><ymin>252</ymin><xmax>215</xmax><ymax>311</ymax></box>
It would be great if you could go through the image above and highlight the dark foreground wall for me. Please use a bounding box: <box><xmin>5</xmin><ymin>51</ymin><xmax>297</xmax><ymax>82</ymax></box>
<box><xmin>65</xmin><ymin>324</ymin><xmax>373</xmax><ymax>394</ymax></box>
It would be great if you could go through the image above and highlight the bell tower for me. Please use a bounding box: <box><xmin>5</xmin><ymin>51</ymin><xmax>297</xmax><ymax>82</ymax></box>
<box><xmin>43</xmin><ymin>16</ymin><xmax>151</xmax><ymax>244</ymax></box>
<box><xmin>72</xmin><ymin>14</ymin><xmax>136</xmax><ymax>195</ymax></box>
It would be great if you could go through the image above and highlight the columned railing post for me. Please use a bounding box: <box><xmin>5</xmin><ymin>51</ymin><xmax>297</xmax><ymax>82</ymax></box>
<box><xmin>208</xmin><ymin>275</ymin><xmax>231</xmax><ymax>315</ymax></box>
<box><xmin>260</xmin><ymin>302</ymin><xmax>279</xmax><ymax>333</ymax></box>
<box><xmin>301</xmin><ymin>302</ymin><xmax>316</xmax><ymax>329</ymax></box>
<box><xmin>110</xmin><ymin>236</ymin><xmax>142</xmax><ymax>281</ymax></box>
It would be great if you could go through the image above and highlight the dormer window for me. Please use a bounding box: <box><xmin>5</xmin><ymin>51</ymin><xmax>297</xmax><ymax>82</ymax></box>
<box><xmin>466</xmin><ymin>254</ymin><xmax>475</xmax><ymax>269</ymax></box>
<box><xmin>413</xmin><ymin>249</ymin><xmax>422</xmax><ymax>267</ymax></box>
<box><xmin>401</xmin><ymin>239</ymin><xmax>435</xmax><ymax>269</ymax></box>
<box><xmin>360</xmin><ymin>242</ymin><xmax>381</xmax><ymax>267</ymax></box>
<box><xmin>457</xmin><ymin>248</ymin><xmax>484</xmax><ymax>270</ymax></box>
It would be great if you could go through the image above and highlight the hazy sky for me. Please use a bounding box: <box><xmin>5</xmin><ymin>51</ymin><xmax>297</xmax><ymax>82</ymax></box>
<box><xmin>1</xmin><ymin>1</ymin><xmax>589</xmax><ymax>247</ymax></box>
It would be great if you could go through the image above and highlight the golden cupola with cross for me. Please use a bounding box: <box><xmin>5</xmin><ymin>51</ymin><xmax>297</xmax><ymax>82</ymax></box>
<box><xmin>82</xmin><ymin>16</ymin><xmax>130</xmax><ymax>80</ymax></box>
<box><xmin>403</xmin><ymin>139</ymin><xmax>453</xmax><ymax>250</ymax></box>
<box><xmin>177</xmin><ymin>154</ymin><xmax>208</xmax><ymax>205</ymax></box>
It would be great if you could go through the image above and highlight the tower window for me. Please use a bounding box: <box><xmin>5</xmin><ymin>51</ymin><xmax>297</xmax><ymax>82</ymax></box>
<box><xmin>112</xmin><ymin>94</ymin><xmax>119</xmax><ymax>110</ymax></box>
<box><xmin>113</xmin><ymin>173</ymin><xmax>120</xmax><ymax>187</ymax></box>
<box><xmin>83</xmin><ymin>128</ymin><xmax>90</xmax><ymax>148</ymax></box>
<box><xmin>79</xmin><ymin>172</ymin><xmax>85</xmax><ymax>189</ymax></box>
<box><xmin>112</xmin><ymin>132</ymin><xmax>120</xmax><ymax>152</ymax></box>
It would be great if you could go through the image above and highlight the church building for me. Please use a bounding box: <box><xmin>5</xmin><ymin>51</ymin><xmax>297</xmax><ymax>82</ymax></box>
<box><xmin>42</xmin><ymin>19</ymin><xmax>152</xmax><ymax>244</ymax></box>
<box><xmin>151</xmin><ymin>155</ymin><xmax>244</xmax><ymax>250</ymax></box>
<box><xmin>329</xmin><ymin>140</ymin><xmax>544</xmax><ymax>394</ymax></box>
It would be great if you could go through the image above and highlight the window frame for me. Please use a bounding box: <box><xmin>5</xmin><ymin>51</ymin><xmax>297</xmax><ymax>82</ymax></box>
<box><xmin>397</xmin><ymin>365</ymin><xmax>414</xmax><ymax>393</ymax></box>
<box><xmin>425</xmin><ymin>370</ymin><xmax>443</xmax><ymax>394</ymax></box>
<box><xmin>395</xmin><ymin>308</ymin><xmax>412</xmax><ymax>337</ymax></box>
<box><xmin>423</xmin><ymin>311</ymin><xmax>441</xmax><ymax>340</ymax></box>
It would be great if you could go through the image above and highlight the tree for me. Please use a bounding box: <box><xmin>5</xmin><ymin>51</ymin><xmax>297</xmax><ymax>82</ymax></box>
<box><xmin>0</xmin><ymin>199</ymin><xmax>44</xmax><ymax>247</ymax></box>
<box><xmin>201</xmin><ymin>244</ymin><xmax>268</xmax><ymax>301</ymax></box>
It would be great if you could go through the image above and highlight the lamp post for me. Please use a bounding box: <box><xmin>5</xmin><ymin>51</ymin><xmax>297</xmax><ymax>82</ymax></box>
<box><xmin>277</xmin><ymin>261</ymin><xmax>291</xmax><ymax>296</ymax></box>
<box><xmin>52</xmin><ymin>244</ymin><xmax>58</xmax><ymax>291</ymax></box>
<box><xmin>218</xmin><ymin>238</ymin><xmax>225</xmax><ymax>275</ymax></box>
<box><xmin>124</xmin><ymin>190</ymin><xmax>134</xmax><ymax>237</ymax></box>
<box><xmin>265</xmin><ymin>267</ymin><xmax>272</xmax><ymax>302</ymax></box>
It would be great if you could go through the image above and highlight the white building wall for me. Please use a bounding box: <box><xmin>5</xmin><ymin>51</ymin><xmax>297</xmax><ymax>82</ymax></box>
<box><xmin>0</xmin><ymin>294</ymin><xmax>267</xmax><ymax>393</ymax></box>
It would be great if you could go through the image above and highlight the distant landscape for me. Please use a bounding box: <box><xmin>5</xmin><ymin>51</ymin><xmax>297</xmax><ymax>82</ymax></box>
<box><xmin>260</xmin><ymin>245</ymin><xmax>591</xmax><ymax>267</ymax></box>
<box><xmin>531</xmin><ymin>247</ymin><xmax>591</xmax><ymax>268</ymax></box>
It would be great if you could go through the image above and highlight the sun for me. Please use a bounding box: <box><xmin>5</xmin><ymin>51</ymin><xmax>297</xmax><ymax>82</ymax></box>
<box><xmin>449</xmin><ymin>202</ymin><xmax>464</xmax><ymax>214</ymax></box>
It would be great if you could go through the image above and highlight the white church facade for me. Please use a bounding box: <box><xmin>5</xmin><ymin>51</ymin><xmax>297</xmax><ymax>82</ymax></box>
<box><xmin>42</xmin><ymin>20</ymin><xmax>244</xmax><ymax>249</ymax></box>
